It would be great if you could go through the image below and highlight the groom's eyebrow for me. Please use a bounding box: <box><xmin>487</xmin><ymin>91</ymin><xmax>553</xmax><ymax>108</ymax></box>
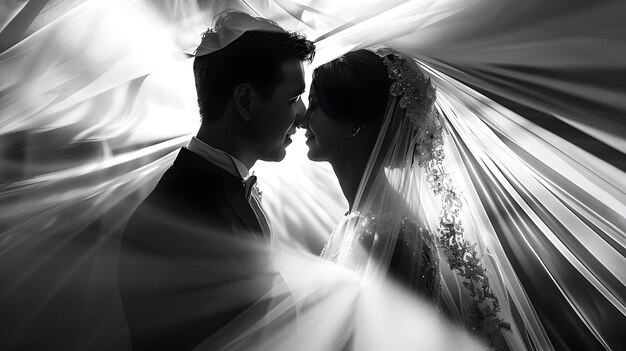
<box><xmin>289</xmin><ymin>83</ymin><xmax>306</xmax><ymax>97</ymax></box>
<box><xmin>290</xmin><ymin>83</ymin><xmax>306</xmax><ymax>97</ymax></box>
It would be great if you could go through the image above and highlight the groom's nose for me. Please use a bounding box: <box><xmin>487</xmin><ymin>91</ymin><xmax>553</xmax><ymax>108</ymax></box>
<box><xmin>293</xmin><ymin>99</ymin><xmax>306</xmax><ymax>119</ymax></box>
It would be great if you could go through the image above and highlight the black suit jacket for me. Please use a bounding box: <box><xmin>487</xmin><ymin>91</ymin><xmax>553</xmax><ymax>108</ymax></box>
<box><xmin>118</xmin><ymin>148</ymin><xmax>269</xmax><ymax>351</ymax></box>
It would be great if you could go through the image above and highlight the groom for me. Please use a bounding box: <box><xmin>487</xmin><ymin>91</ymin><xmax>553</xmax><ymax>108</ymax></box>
<box><xmin>118</xmin><ymin>12</ymin><xmax>314</xmax><ymax>351</ymax></box>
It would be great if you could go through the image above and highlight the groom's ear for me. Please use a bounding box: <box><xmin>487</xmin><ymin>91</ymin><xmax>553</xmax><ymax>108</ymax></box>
<box><xmin>233</xmin><ymin>83</ymin><xmax>254</xmax><ymax>121</ymax></box>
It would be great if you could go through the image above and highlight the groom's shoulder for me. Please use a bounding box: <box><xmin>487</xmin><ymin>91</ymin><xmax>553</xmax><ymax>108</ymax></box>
<box><xmin>154</xmin><ymin>148</ymin><xmax>241</xmax><ymax>196</ymax></box>
<box><xmin>120</xmin><ymin>171</ymin><xmax>237</xmax><ymax>255</ymax></box>
<box><xmin>135</xmin><ymin>162</ymin><xmax>239</xmax><ymax>219</ymax></box>
<box><xmin>121</xmin><ymin>149</ymin><xmax>243</xmax><ymax>239</ymax></box>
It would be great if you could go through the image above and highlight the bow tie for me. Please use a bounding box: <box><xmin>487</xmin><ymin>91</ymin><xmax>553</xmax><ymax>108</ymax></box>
<box><xmin>243</xmin><ymin>175</ymin><xmax>257</xmax><ymax>200</ymax></box>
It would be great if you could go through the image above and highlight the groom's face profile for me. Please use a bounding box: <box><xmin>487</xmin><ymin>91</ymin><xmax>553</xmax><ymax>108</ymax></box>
<box><xmin>248</xmin><ymin>59</ymin><xmax>306</xmax><ymax>162</ymax></box>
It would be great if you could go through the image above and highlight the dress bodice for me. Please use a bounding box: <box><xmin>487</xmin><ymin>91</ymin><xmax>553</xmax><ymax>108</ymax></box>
<box><xmin>322</xmin><ymin>212</ymin><xmax>440</xmax><ymax>305</ymax></box>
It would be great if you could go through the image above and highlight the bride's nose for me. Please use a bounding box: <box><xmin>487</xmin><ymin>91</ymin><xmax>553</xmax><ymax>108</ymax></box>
<box><xmin>296</xmin><ymin>107</ymin><xmax>311</xmax><ymax>129</ymax></box>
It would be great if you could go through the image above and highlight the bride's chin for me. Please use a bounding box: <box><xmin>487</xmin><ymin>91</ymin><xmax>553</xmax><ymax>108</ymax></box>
<box><xmin>306</xmin><ymin>150</ymin><xmax>314</xmax><ymax>160</ymax></box>
<box><xmin>306</xmin><ymin>150</ymin><xmax>328</xmax><ymax>163</ymax></box>
<box><xmin>306</xmin><ymin>149</ymin><xmax>319</xmax><ymax>161</ymax></box>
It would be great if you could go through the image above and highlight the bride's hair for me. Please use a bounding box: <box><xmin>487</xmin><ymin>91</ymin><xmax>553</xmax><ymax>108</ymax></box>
<box><xmin>312</xmin><ymin>49</ymin><xmax>391</xmax><ymax>127</ymax></box>
<box><xmin>314</xmin><ymin>49</ymin><xmax>436</xmax><ymax>169</ymax></box>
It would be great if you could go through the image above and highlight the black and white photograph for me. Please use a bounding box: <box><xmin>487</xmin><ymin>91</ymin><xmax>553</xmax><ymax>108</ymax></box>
<box><xmin>1</xmin><ymin>1</ymin><xmax>624</xmax><ymax>350</ymax></box>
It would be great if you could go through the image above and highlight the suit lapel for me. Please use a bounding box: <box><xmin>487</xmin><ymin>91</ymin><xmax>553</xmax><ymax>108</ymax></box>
<box><xmin>221</xmin><ymin>192</ymin><xmax>264</xmax><ymax>237</ymax></box>
<box><xmin>173</xmin><ymin>148</ymin><xmax>264</xmax><ymax>237</ymax></box>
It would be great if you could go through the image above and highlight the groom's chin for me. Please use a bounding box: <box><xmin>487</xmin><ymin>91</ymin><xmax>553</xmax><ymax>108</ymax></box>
<box><xmin>261</xmin><ymin>148</ymin><xmax>287</xmax><ymax>162</ymax></box>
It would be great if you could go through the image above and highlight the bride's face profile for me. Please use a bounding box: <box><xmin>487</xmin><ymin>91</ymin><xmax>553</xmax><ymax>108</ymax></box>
<box><xmin>302</xmin><ymin>50</ymin><xmax>391</xmax><ymax>166</ymax></box>
<box><xmin>303</xmin><ymin>85</ymin><xmax>360</xmax><ymax>162</ymax></box>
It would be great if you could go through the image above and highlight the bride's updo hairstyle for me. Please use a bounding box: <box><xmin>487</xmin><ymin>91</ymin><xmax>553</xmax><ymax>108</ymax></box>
<box><xmin>312</xmin><ymin>49</ymin><xmax>392</xmax><ymax>127</ymax></box>
<box><xmin>313</xmin><ymin>48</ymin><xmax>434</xmax><ymax>170</ymax></box>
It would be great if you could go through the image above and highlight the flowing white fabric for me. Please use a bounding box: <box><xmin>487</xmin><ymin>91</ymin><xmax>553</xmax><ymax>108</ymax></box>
<box><xmin>1</xmin><ymin>0</ymin><xmax>624</xmax><ymax>350</ymax></box>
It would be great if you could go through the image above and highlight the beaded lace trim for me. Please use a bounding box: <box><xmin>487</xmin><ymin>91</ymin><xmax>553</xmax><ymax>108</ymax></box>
<box><xmin>375</xmin><ymin>47</ymin><xmax>511</xmax><ymax>349</ymax></box>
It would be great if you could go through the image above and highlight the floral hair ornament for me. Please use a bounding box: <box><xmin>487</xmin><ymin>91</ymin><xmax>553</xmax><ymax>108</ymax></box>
<box><xmin>371</xmin><ymin>46</ymin><xmax>442</xmax><ymax>168</ymax></box>
<box><xmin>374</xmin><ymin>47</ymin><xmax>437</xmax><ymax>119</ymax></box>
<box><xmin>194</xmin><ymin>11</ymin><xmax>286</xmax><ymax>57</ymax></box>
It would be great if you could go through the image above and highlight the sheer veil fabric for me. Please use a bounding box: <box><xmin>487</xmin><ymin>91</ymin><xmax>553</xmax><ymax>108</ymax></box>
<box><xmin>1</xmin><ymin>0</ymin><xmax>624</xmax><ymax>350</ymax></box>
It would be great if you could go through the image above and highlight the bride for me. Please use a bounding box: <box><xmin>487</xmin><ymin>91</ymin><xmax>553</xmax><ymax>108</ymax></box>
<box><xmin>301</xmin><ymin>47</ymin><xmax>510</xmax><ymax>349</ymax></box>
<box><xmin>302</xmin><ymin>48</ymin><xmax>441</xmax><ymax>301</ymax></box>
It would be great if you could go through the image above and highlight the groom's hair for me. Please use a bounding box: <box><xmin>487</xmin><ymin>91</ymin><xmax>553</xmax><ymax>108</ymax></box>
<box><xmin>194</xmin><ymin>12</ymin><xmax>315</xmax><ymax>122</ymax></box>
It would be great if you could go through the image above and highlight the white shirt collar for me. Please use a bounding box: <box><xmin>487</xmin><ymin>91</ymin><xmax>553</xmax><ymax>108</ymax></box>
<box><xmin>186</xmin><ymin>137</ymin><xmax>249</xmax><ymax>179</ymax></box>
